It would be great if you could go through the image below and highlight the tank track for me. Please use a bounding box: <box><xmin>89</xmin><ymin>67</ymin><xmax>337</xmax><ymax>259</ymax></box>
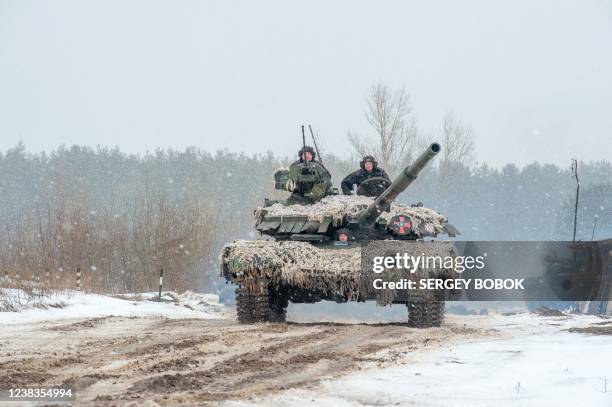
<box><xmin>236</xmin><ymin>280</ymin><xmax>447</xmax><ymax>326</ymax></box>
<box><xmin>407</xmin><ymin>290</ymin><xmax>445</xmax><ymax>328</ymax></box>
<box><xmin>236</xmin><ymin>286</ymin><xmax>288</xmax><ymax>323</ymax></box>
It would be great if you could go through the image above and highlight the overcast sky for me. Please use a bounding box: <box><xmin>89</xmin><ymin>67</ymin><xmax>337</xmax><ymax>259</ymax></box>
<box><xmin>1</xmin><ymin>0</ymin><xmax>611</xmax><ymax>167</ymax></box>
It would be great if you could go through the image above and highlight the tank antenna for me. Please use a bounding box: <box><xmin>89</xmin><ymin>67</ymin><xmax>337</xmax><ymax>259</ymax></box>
<box><xmin>571</xmin><ymin>158</ymin><xmax>580</xmax><ymax>242</ymax></box>
<box><xmin>301</xmin><ymin>125</ymin><xmax>307</xmax><ymax>162</ymax></box>
<box><xmin>308</xmin><ymin>124</ymin><xmax>323</xmax><ymax>164</ymax></box>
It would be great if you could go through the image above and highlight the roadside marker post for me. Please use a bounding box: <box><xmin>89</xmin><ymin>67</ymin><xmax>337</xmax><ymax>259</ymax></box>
<box><xmin>76</xmin><ymin>267</ymin><xmax>81</xmax><ymax>291</ymax></box>
<box><xmin>158</xmin><ymin>268</ymin><xmax>164</xmax><ymax>301</ymax></box>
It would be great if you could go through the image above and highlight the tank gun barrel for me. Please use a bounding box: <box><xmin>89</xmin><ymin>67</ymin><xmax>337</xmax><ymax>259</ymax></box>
<box><xmin>359</xmin><ymin>142</ymin><xmax>441</xmax><ymax>227</ymax></box>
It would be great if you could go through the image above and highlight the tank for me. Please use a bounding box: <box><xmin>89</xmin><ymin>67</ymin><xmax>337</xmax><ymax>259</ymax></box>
<box><xmin>220</xmin><ymin>143</ymin><xmax>461</xmax><ymax>327</ymax></box>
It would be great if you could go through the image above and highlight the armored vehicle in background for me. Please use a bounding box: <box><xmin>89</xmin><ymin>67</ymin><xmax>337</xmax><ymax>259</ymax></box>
<box><xmin>221</xmin><ymin>143</ymin><xmax>461</xmax><ymax>327</ymax></box>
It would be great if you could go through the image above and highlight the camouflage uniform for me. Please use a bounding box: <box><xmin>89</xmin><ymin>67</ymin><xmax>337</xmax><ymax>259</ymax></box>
<box><xmin>286</xmin><ymin>146</ymin><xmax>333</xmax><ymax>204</ymax></box>
<box><xmin>341</xmin><ymin>156</ymin><xmax>390</xmax><ymax>195</ymax></box>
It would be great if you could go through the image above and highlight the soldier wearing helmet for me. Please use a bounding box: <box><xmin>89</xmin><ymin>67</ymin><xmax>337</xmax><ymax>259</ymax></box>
<box><xmin>335</xmin><ymin>228</ymin><xmax>351</xmax><ymax>242</ymax></box>
<box><xmin>341</xmin><ymin>155</ymin><xmax>390</xmax><ymax>196</ymax></box>
<box><xmin>284</xmin><ymin>145</ymin><xmax>333</xmax><ymax>204</ymax></box>
<box><xmin>297</xmin><ymin>145</ymin><xmax>316</xmax><ymax>163</ymax></box>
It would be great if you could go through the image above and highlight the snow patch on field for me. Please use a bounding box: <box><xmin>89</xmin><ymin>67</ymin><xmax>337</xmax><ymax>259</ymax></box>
<box><xmin>0</xmin><ymin>288</ymin><xmax>227</xmax><ymax>325</ymax></box>
<box><xmin>227</xmin><ymin>313</ymin><xmax>612</xmax><ymax>407</ymax></box>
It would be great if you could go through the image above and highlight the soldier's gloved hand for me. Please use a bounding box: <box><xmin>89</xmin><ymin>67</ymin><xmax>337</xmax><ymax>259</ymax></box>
<box><xmin>285</xmin><ymin>180</ymin><xmax>296</xmax><ymax>192</ymax></box>
<box><xmin>310</xmin><ymin>183</ymin><xmax>326</xmax><ymax>200</ymax></box>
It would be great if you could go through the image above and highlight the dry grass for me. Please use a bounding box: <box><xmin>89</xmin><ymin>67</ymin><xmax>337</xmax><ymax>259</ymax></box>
<box><xmin>0</xmin><ymin>194</ymin><xmax>217</xmax><ymax>294</ymax></box>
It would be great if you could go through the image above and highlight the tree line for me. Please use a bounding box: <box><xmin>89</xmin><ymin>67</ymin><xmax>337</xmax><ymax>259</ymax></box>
<box><xmin>1</xmin><ymin>82</ymin><xmax>610</xmax><ymax>293</ymax></box>
<box><xmin>1</xmin><ymin>141</ymin><xmax>610</xmax><ymax>293</ymax></box>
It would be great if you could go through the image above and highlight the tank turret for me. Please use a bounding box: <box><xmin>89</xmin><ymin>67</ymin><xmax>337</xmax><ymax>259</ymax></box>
<box><xmin>253</xmin><ymin>142</ymin><xmax>456</xmax><ymax>241</ymax></box>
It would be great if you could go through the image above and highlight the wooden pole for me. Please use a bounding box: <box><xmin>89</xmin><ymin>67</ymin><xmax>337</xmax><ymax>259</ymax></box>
<box><xmin>76</xmin><ymin>267</ymin><xmax>81</xmax><ymax>291</ymax></box>
<box><xmin>158</xmin><ymin>268</ymin><xmax>164</xmax><ymax>301</ymax></box>
<box><xmin>572</xmin><ymin>158</ymin><xmax>580</xmax><ymax>242</ymax></box>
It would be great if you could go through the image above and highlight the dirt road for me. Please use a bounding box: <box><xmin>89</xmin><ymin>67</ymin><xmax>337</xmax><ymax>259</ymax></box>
<box><xmin>0</xmin><ymin>315</ymin><xmax>494</xmax><ymax>406</ymax></box>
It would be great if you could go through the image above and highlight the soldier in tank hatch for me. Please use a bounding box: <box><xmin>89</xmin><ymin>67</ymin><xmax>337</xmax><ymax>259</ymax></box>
<box><xmin>341</xmin><ymin>155</ymin><xmax>390</xmax><ymax>196</ymax></box>
<box><xmin>282</xmin><ymin>145</ymin><xmax>333</xmax><ymax>204</ymax></box>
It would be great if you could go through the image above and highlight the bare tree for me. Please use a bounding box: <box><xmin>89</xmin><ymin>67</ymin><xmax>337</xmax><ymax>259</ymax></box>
<box><xmin>0</xmin><ymin>189</ymin><xmax>217</xmax><ymax>294</ymax></box>
<box><xmin>436</xmin><ymin>112</ymin><xmax>477</xmax><ymax>191</ymax></box>
<box><xmin>348</xmin><ymin>82</ymin><xmax>420</xmax><ymax>174</ymax></box>
<box><xmin>440</xmin><ymin>112</ymin><xmax>476</xmax><ymax>167</ymax></box>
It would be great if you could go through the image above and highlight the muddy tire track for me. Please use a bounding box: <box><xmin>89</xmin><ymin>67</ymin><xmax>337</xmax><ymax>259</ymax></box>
<box><xmin>0</xmin><ymin>316</ymin><xmax>492</xmax><ymax>406</ymax></box>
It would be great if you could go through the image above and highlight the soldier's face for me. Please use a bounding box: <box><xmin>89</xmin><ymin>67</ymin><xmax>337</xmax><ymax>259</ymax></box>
<box><xmin>304</xmin><ymin>152</ymin><xmax>313</xmax><ymax>161</ymax></box>
<box><xmin>338</xmin><ymin>233</ymin><xmax>348</xmax><ymax>242</ymax></box>
<box><xmin>364</xmin><ymin>161</ymin><xmax>373</xmax><ymax>172</ymax></box>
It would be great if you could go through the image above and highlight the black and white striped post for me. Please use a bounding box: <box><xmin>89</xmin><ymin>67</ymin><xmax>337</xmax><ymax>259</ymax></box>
<box><xmin>76</xmin><ymin>267</ymin><xmax>81</xmax><ymax>291</ymax></box>
<box><xmin>158</xmin><ymin>268</ymin><xmax>164</xmax><ymax>301</ymax></box>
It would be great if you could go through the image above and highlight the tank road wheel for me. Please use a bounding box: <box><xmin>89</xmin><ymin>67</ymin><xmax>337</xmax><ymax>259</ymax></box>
<box><xmin>235</xmin><ymin>284</ymin><xmax>288</xmax><ymax>323</ymax></box>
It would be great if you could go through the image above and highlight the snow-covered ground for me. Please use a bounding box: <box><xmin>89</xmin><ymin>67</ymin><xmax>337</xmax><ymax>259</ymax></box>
<box><xmin>0</xmin><ymin>288</ymin><xmax>228</xmax><ymax>325</ymax></box>
<box><xmin>2</xmin><ymin>288</ymin><xmax>611</xmax><ymax>406</ymax></box>
<box><xmin>228</xmin><ymin>313</ymin><xmax>612</xmax><ymax>407</ymax></box>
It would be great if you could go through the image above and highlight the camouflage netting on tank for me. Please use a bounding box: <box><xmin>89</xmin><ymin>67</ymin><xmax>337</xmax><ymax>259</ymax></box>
<box><xmin>254</xmin><ymin>195</ymin><xmax>449</xmax><ymax>237</ymax></box>
<box><xmin>221</xmin><ymin>239</ymin><xmax>458</xmax><ymax>305</ymax></box>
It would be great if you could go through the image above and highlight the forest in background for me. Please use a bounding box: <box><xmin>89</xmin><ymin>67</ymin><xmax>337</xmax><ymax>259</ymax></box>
<box><xmin>1</xmin><ymin>83</ymin><xmax>610</xmax><ymax>294</ymax></box>
<box><xmin>0</xmin><ymin>141</ymin><xmax>611</xmax><ymax>294</ymax></box>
